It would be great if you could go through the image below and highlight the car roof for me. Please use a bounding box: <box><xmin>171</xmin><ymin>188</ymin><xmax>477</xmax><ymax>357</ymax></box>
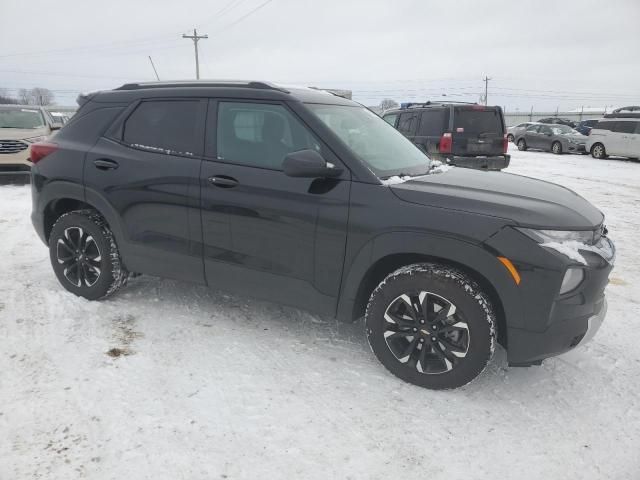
<box><xmin>88</xmin><ymin>80</ymin><xmax>357</xmax><ymax>106</ymax></box>
<box><xmin>382</xmin><ymin>102</ymin><xmax>500</xmax><ymax>115</ymax></box>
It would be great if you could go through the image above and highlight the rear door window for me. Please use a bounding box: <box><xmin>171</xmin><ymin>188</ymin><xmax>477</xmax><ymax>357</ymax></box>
<box><xmin>594</xmin><ymin>121</ymin><xmax>612</xmax><ymax>131</ymax></box>
<box><xmin>123</xmin><ymin>100</ymin><xmax>201</xmax><ymax>155</ymax></box>
<box><xmin>454</xmin><ymin>108</ymin><xmax>503</xmax><ymax>134</ymax></box>
<box><xmin>418</xmin><ymin>109</ymin><xmax>448</xmax><ymax>136</ymax></box>
<box><xmin>397</xmin><ymin>112</ymin><xmax>419</xmax><ymax>137</ymax></box>
<box><xmin>612</xmin><ymin>121</ymin><xmax>636</xmax><ymax>134</ymax></box>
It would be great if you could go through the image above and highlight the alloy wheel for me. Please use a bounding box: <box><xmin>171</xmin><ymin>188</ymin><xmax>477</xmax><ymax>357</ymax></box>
<box><xmin>383</xmin><ymin>291</ymin><xmax>470</xmax><ymax>374</ymax></box>
<box><xmin>56</xmin><ymin>227</ymin><xmax>102</xmax><ymax>287</ymax></box>
<box><xmin>552</xmin><ymin>142</ymin><xmax>561</xmax><ymax>154</ymax></box>
<box><xmin>593</xmin><ymin>144</ymin><xmax>604</xmax><ymax>158</ymax></box>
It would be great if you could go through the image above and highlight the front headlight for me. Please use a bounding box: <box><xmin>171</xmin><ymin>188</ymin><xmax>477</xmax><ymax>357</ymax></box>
<box><xmin>24</xmin><ymin>135</ymin><xmax>48</xmax><ymax>144</ymax></box>
<box><xmin>517</xmin><ymin>228</ymin><xmax>597</xmax><ymax>245</ymax></box>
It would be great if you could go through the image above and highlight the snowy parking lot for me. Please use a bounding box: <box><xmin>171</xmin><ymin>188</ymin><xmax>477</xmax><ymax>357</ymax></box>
<box><xmin>1</xmin><ymin>145</ymin><xmax>638</xmax><ymax>479</ymax></box>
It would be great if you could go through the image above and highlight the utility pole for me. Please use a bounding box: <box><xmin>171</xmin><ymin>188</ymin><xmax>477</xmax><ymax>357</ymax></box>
<box><xmin>482</xmin><ymin>76</ymin><xmax>491</xmax><ymax>105</ymax></box>
<box><xmin>182</xmin><ymin>28</ymin><xmax>208</xmax><ymax>79</ymax></box>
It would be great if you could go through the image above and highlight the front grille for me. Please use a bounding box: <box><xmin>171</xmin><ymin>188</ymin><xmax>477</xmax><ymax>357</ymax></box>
<box><xmin>0</xmin><ymin>139</ymin><xmax>28</xmax><ymax>154</ymax></box>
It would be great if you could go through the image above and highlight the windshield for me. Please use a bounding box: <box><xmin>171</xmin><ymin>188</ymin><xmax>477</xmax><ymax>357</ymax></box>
<box><xmin>550</xmin><ymin>125</ymin><xmax>577</xmax><ymax>135</ymax></box>
<box><xmin>306</xmin><ymin>104</ymin><xmax>430</xmax><ymax>178</ymax></box>
<box><xmin>0</xmin><ymin>108</ymin><xmax>45</xmax><ymax>129</ymax></box>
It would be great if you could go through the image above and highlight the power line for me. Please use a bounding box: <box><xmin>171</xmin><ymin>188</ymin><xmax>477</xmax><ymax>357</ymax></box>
<box><xmin>210</xmin><ymin>0</ymin><xmax>274</xmax><ymax>35</ymax></box>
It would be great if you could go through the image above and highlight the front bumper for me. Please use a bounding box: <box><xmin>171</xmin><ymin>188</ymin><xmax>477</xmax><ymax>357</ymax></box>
<box><xmin>447</xmin><ymin>154</ymin><xmax>510</xmax><ymax>171</ymax></box>
<box><xmin>485</xmin><ymin>228</ymin><xmax>615</xmax><ymax>366</ymax></box>
<box><xmin>567</xmin><ymin>143</ymin><xmax>586</xmax><ymax>153</ymax></box>
<box><xmin>0</xmin><ymin>148</ymin><xmax>32</xmax><ymax>175</ymax></box>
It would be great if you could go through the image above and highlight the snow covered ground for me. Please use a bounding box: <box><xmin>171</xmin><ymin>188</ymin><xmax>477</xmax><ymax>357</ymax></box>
<box><xmin>1</xmin><ymin>145</ymin><xmax>639</xmax><ymax>479</ymax></box>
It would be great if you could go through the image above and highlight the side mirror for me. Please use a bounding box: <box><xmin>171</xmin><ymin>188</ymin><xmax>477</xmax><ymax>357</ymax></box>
<box><xmin>283</xmin><ymin>149</ymin><xmax>343</xmax><ymax>178</ymax></box>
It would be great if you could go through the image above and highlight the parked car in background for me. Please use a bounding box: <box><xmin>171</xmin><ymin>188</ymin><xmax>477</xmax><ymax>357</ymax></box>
<box><xmin>49</xmin><ymin>111</ymin><xmax>71</xmax><ymax>125</ymax></box>
<box><xmin>382</xmin><ymin>101</ymin><xmax>510</xmax><ymax>170</ymax></box>
<box><xmin>538</xmin><ymin>117</ymin><xmax>577</xmax><ymax>128</ymax></box>
<box><xmin>586</xmin><ymin>114</ymin><xmax>640</xmax><ymax>160</ymax></box>
<box><xmin>0</xmin><ymin>105</ymin><xmax>61</xmax><ymax>175</ymax></box>
<box><xmin>516</xmin><ymin>123</ymin><xmax>586</xmax><ymax>154</ymax></box>
<box><xmin>29</xmin><ymin>80</ymin><xmax>614</xmax><ymax>389</ymax></box>
<box><xmin>507</xmin><ymin>121</ymin><xmax>540</xmax><ymax>142</ymax></box>
<box><xmin>574</xmin><ymin>119</ymin><xmax>599</xmax><ymax>136</ymax></box>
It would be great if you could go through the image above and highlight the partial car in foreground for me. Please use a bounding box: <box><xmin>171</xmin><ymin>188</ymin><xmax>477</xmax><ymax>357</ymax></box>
<box><xmin>586</xmin><ymin>107</ymin><xmax>640</xmax><ymax>160</ymax></box>
<box><xmin>30</xmin><ymin>81</ymin><xmax>614</xmax><ymax>389</ymax></box>
<box><xmin>382</xmin><ymin>101</ymin><xmax>510</xmax><ymax>170</ymax></box>
<box><xmin>516</xmin><ymin>123</ymin><xmax>587</xmax><ymax>154</ymax></box>
<box><xmin>0</xmin><ymin>105</ymin><xmax>61</xmax><ymax>175</ymax></box>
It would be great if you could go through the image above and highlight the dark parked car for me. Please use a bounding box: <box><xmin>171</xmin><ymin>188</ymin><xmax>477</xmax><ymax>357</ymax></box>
<box><xmin>537</xmin><ymin>117</ymin><xmax>577</xmax><ymax>128</ymax></box>
<box><xmin>30</xmin><ymin>81</ymin><xmax>614</xmax><ymax>389</ymax></box>
<box><xmin>574</xmin><ymin>119</ymin><xmax>599</xmax><ymax>136</ymax></box>
<box><xmin>382</xmin><ymin>102</ymin><xmax>510</xmax><ymax>170</ymax></box>
<box><xmin>516</xmin><ymin>123</ymin><xmax>587</xmax><ymax>154</ymax></box>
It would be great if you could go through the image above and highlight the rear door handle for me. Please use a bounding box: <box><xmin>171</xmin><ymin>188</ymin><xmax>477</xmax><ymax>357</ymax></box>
<box><xmin>93</xmin><ymin>158</ymin><xmax>119</xmax><ymax>170</ymax></box>
<box><xmin>208</xmin><ymin>175</ymin><xmax>238</xmax><ymax>188</ymax></box>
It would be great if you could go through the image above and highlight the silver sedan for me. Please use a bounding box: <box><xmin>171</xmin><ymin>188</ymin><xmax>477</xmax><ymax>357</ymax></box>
<box><xmin>515</xmin><ymin>123</ymin><xmax>587</xmax><ymax>154</ymax></box>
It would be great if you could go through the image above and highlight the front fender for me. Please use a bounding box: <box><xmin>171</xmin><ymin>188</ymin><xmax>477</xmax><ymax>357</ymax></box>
<box><xmin>336</xmin><ymin>231</ymin><xmax>524</xmax><ymax>331</ymax></box>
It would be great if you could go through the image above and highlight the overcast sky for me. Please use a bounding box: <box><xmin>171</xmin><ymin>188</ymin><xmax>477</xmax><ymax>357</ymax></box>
<box><xmin>1</xmin><ymin>0</ymin><xmax>639</xmax><ymax>110</ymax></box>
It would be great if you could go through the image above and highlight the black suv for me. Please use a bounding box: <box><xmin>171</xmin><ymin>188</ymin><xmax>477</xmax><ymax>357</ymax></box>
<box><xmin>382</xmin><ymin>102</ymin><xmax>510</xmax><ymax>170</ymax></box>
<box><xmin>30</xmin><ymin>81</ymin><xmax>614</xmax><ymax>389</ymax></box>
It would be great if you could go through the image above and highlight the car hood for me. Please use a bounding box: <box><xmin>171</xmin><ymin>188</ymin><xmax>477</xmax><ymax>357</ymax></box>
<box><xmin>389</xmin><ymin>167</ymin><xmax>604</xmax><ymax>229</ymax></box>
<box><xmin>0</xmin><ymin>127</ymin><xmax>45</xmax><ymax>140</ymax></box>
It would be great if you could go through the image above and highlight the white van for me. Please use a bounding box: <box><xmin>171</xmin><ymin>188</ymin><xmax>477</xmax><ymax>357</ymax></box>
<box><xmin>586</xmin><ymin>107</ymin><xmax>640</xmax><ymax>160</ymax></box>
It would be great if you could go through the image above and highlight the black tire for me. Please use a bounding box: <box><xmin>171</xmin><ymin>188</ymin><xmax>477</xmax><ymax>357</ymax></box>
<box><xmin>507</xmin><ymin>133</ymin><xmax>514</xmax><ymax>143</ymax></box>
<box><xmin>551</xmin><ymin>141</ymin><xmax>563</xmax><ymax>155</ymax></box>
<box><xmin>517</xmin><ymin>138</ymin><xmax>527</xmax><ymax>151</ymax></box>
<box><xmin>591</xmin><ymin>143</ymin><xmax>607</xmax><ymax>159</ymax></box>
<box><xmin>48</xmin><ymin>209</ymin><xmax>128</xmax><ymax>300</ymax></box>
<box><xmin>365</xmin><ymin>264</ymin><xmax>496</xmax><ymax>390</ymax></box>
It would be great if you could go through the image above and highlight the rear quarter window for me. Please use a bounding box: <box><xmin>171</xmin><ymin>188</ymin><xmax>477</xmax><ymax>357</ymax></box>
<box><xmin>612</xmin><ymin>121</ymin><xmax>636</xmax><ymax>134</ymax></box>
<box><xmin>397</xmin><ymin>112</ymin><xmax>419</xmax><ymax>136</ymax></box>
<box><xmin>594</xmin><ymin>121</ymin><xmax>613</xmax><ymax>131</ymax></box>
<box><xmin>382</xmin><ymin>113</ymin><xmax>398</xmax><ymax>126</ymax></box>
<box><xmin>453</xmin><ymin>108</ymin><xmax>503</xmax><ymax>134</ymax></box>
<box><xmin>418</xmin><ymin>109</ymin><xmax>448</xmax><ymax>136</ymax></box>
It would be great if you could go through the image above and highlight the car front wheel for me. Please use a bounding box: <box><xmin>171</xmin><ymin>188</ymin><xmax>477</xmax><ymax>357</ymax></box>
<box><xmin>365</xmin><ymin>264</ymin><xmax>496</xmax><ymax>390</ymax></box>
<box><xmin>591</xmin><ymin>143</ymin><xmax>607</xmax><ymax>159</ymax></box>
<box><xmin>552</xmin><ymin>141</ymin><xmax>563</xmax><ymax>155</ymax></box>
<box><xmin>49</xmin><ymin>209</ymin><xmax>128</xmax><ymax>300</ymax></box>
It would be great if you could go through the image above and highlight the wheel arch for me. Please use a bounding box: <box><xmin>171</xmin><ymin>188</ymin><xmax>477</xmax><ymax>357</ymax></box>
<box><xmin>337</xmin><ymin>232</ymin><xmax>524</xmax><ymax>348</ymax></box>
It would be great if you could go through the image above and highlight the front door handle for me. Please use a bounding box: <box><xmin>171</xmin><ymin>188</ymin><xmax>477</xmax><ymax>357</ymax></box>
<box><xmin>94</xmin><ymin>158</ymin><xmax>119</xmax><ymax>170</ymax></box>
<box><xmin>208</xmin><ymin>175</ymin><xmax>238</xmax><ymax>188</ymax></box>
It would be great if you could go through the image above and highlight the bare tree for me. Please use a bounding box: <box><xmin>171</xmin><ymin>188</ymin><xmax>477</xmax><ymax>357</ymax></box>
<box><xmin>0</xmin><ymin>88</ymin><xmax>18</xmax><ymax>104</ymax></box>
<box><xmin>379</xmin><ymin>98</ymin><xmax>399</xmax><ymax>111</ymax></box>
<box><xmin>16</xmin><ymin>87</ymin><xmax>55</xmax><ymax>106</ymax></box>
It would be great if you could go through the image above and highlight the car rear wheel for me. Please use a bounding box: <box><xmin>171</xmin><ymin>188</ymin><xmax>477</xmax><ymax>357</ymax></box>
<box><xmin>49</xmin><ymin>209</ymin><xmax>128</xmax><ymax>300</ymax></box>
<box><xmin>552</xmin><ymin>141</ymin><xmax>563</xmax><ymax>155</ymax></box>
<box><xmin>591</xmin><ymin>143</ymin><xmax>607</xmax><ymax>159</ymax></box>
<box><xmin>517</xmin><ymin>138</ymin><xmax>527</xmax><ymax>151</ymax></box>
<box><xmin>507</xmin><ymin>133</ymin><xmax>514</xmax><ymax>143</ymax></box>
<box><xmin>365</xmin><ymin>264</ymin><xmax>496</xmax><ymax>390</ymax></box>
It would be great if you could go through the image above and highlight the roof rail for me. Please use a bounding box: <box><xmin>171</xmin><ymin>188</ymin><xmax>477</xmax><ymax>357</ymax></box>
<box><xmin>400</xmin><ymin>100</ymin><xmax>478</xmax><ymax>109</ymax></box>
<box><xmin>114</xmin><ymin>80</ymin><xmax>290</xmax><ymax>93</ymax></box>
<box><xmin>603</xmin><ymin>105</ymin><xmax>640</xmax><ymax>119</ymax></box>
